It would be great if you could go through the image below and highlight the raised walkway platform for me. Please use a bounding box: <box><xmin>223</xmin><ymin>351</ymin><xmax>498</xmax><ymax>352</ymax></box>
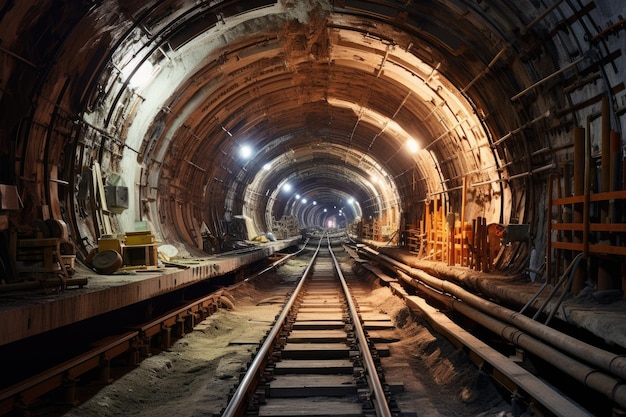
<box><xmin>0</xmin><ymin>238</ymin><xmax>300</xmax><ymax>347</ymax></box>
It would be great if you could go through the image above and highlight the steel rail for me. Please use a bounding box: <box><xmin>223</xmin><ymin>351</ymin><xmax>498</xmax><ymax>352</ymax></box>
<box><xmin>221</xmin><ymin>236</ymin><xmax>324</xmax><ymax>417</ymax></box>
<box><xmin>245</xmin><ymin>238</ymin><xmax>310</xmax><ymax>281</ymax></box>
<box><xmin>328</xmin><ymin>238</ymin><xmax>393</xmax><ymax>417</ymax></box>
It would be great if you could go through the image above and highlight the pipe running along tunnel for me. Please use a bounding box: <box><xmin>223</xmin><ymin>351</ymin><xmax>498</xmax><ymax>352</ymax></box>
<box><xmin>0</xmin><ymin>0</ymin><xmax>624</xmax><ymax>281</ymax></box>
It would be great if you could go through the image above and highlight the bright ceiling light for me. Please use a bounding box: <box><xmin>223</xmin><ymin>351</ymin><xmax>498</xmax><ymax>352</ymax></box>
<box><xmin>295</xmin><ymin>194</ymin><xmax>300</xmax><ymax>199</ymax></box>
<box><xmin>406</xmin><ymin>138</ymin><xmax>419</xmax><ymax>153</ymax></box>
<box><xmin>123</xmin><ymin>60</ymin><xmax>154</xmax><ymax>90</ymax></box>
<box><xmin>313</xmin><ymin>201</ymin><xmax>317</xmax><ymax>205</ymax></box>
<box><xmin>302</xmin><ymin>198</ymin><xmax>307</xmax><ymax>203</ymax></box>
<box><xmin>263</xmin><ymin>162</ymin><xmax>271</xmax><ymax>171</ymax></box>
<box><xmin>240</xmin><ymin>145</ymin><xmax>253</xmax><ymax>159</ymax></box>
<box><xmin>283</xmin><ymin>183</ymin><xmax>292</xmax><ymax>192</ymax></box>
<box><xmin>348</xmin><ymin>198</ymin><xmax>354</xmax><ymax>204</ymax></box>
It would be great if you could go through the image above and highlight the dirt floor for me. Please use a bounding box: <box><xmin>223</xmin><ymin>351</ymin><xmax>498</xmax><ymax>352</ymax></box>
<box><xmin>64</xmin><ymin>257</ymin><xmax>512</xmax><ymax>417</ymax></box>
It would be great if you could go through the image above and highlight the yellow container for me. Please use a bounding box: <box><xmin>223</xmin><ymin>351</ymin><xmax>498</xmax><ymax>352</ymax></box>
<box><xmin>98</xmin><ymin>237</ymin><xmax>122</xmax><ymax>253</ymax></box>
<box><xmin>125</xmin><ymin>232</ymin><xmax>155</xmax><ymax>245</ymax></box>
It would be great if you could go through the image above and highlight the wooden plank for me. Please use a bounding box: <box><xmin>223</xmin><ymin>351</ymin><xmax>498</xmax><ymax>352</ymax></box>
<box><xmin>367</xmin><ymin>330</ymin><xmax>400</xmax><ymax>343</ymax></box>
<box><xmin>360</xmin><ymin>313</ymin><xmax>392</xmax><ymax>321</ymax></box>
<box><xmin>298</xmin><ymin>307</ymin><xmax>345</xmax><ymax>314</ymax></box>
<box><xmin>288</xmin><ymin>330</ymin><xmax>347</xmax><ymax>343</ymax></box>
<box><xmin>296</xmin><ymin>313</ymin><xmax>344</xmax><ymax>321</ymax></box>
<box><xmin>292</xmin><ymin>321</ymin><xmax>345</xmax><ymax>330</ymax></box>
<box><xmin>363</xmin><ymin>321</ymin><xmax>395</xmax><ymax>330</ymax></box>
<box><xmin>374</xmin><ymin>343</ymin><xmax>390</xmax><ymax>357</ymax></box>
<box><xmin>281</xmin><ymin>343</ymin><xmax>351</xmax><ymax>359</ymax></box>
<box><xmin>259</xmin><ymin>398</ymin><xmax>363</xmax><ymax>416</ymax></box>
<box><xmin>274</xmin><ymin>359</ymin><xmax>353</xmax><ymax>374</ymax></box>
<box><xmin>92</xmin><ymin>162</ymin><xmax>112</xmax><ymax>235</ymax></box>
<box><xmin>553</xmin><ymin>189</ymin><xmax>626</xmax><ymax>206</ymax></box>
<box><xmin>268</xmin><ymin>375</ymin><xmax>356</xmax><ymax>397</ymax></box>
<box><xmin>551</xmin><ymin>223</ymin><xmax>626</xmax><ymax>232</ymax></box>
<box><xmin>551</xmin><ymin>241</ymin><xmax>626</xmax><ymax>256</ymax></box>
<box><xmin>300</xmin><ymin>301</ymin><xmax>344</xmax><ymax>308</ymax></box>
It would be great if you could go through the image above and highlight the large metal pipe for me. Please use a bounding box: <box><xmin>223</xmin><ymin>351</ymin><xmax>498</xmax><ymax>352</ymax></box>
<box><xmin>395</xmin><ymin>269</ymin><xmax>626</xmax><ymax>409</ymax></box>
<box><xmin>357</xmin><ymin>245</ymin><xmax>626</xmax><ymax>381</ymax></box>
<box><xmin>452</xmin><ymin>297</ymin><xmax>626</xmax><ymax>408</ymax></box>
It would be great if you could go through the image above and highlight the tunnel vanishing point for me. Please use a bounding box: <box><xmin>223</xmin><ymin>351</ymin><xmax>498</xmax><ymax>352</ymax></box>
<box><xmin>0</xmin><ymin>2</ymin><xmax>626</xmax><ymax>324</ymax></box>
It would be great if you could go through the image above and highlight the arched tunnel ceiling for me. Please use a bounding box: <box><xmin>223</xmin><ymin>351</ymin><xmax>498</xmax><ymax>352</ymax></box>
<box><xmin>0</xmin><ymin>0</ymin><xmax>624</xmax><ymax>255</ymax></box>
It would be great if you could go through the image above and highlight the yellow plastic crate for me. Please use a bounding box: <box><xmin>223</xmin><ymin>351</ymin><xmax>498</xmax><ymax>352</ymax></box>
<box><xmin>125</xmin><ymin>232</ymin><xmax>155</xmax><ymax>245</ymax></box>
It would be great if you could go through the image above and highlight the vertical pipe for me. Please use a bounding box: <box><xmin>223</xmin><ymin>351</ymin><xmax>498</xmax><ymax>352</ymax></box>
<box><xmin>546</xmin><ymin>175</ymin><xmax>554</xmax><ymax>285</ymax></box>
<box><xmin>471</xmin><ymin>218</ymin><xmax>477</xmax><ymax>270</ymax></box>
<box><xmin>583</xmin><ymin>116</ymin><xmax>591</xmax><ymax>259</ymax></box>
<box><xmin>610</xmin><ymin>131</ymin><xmax>624</xmax><ymax>299</ymax></box>
<box><xmin>483</xmin><ymin>217</ymin><xmax>489</xmax><ymax>271</ymax></box>
<box><xmin>610</xmin><ymin>131</ymin><xmax>622</xmax><ymax>222</ymax></box>
<box><xmin>572</xmin><ymin>127</ymin><xmax>585</xmax><ymax>294</ymax></box>
<box><xmin>601</xmin><ymin>97</ymin><xmax>611</xmax><ymax>195</ymax></box>
<box><xmin>598</xmin><ymin>99</ymin><xmax>613</xmax><ymax>291</ymax></box>
<box><xmin>558</xmin><ymin>164</ymin><xmax>571</xmax><ymax>281</ymax></box>
<box><xmin>440</xmin><ymin>197</ymin><xmax>446</xmax><ymax>263</ymax></box>
<box><xmin>461</xmin><ymin>177</ymin><xmax>468</xmax><ymax>266</ymax></box>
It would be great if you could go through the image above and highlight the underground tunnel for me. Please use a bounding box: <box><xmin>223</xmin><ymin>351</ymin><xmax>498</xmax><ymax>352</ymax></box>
<box><xmin>0</xmin><ymin>1</ymin><xmax>625</xmax><ymax>416</ymax></box>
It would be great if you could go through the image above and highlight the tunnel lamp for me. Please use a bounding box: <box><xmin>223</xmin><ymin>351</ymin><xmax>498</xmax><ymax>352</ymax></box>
<box><xmin>324</xmin><ymin>208</ymin><xmax>327</xmax><ymax>212</ymax></box>
<box><xmin>295</xmin><ymin>194</ymin><xmax>300</xmax><ymax>199</ymax></box>
<box><xmin>262</xmin><ymin>162</ymin><xmax>271</xmax><ymax>171</ymax></box>
<box><xmin>406</xmin><ymin>138</ymin><xmax>419</xmax><ymax>153</ymax></box>
<box><xmin>283</xmin><ymin>183</ymin><xmax>292</xmax><ymax>192</ymax></box>
<box><xmin>302</xmin><ymin>198</ymin><xmax>307</xmax><ymax>203</ymax></box>
<box><xmin>240</xmin><ymin>145</ymin><xmax>253</xmax><ymax>159</ymax></box>
<box><xmin>313</xmin><ymin>201</ymin><xmax>317</xmax><ymax>205</ymax></box>
<box><xmin>348</xmin><ymin>198</ymin><xmax>354</xmax><ymax>204</ymax></box>
<box><xmin>123</xmin><ymin>61</ymin><xmax>154</xmax><ymax>90</ymax></box>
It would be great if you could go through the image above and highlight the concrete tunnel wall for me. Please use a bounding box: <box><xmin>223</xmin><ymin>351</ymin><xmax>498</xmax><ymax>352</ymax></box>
<box><xmin>0</xmin><ymin>1</ymin><xmax>625</xmax><ymax>284</ymax></box>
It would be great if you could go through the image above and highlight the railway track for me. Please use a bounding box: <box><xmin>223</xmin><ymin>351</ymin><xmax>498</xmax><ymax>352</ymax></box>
<box><xmin>3</xmin><ymin>232</ymin><xmax>622</xmax><ymax>416</ymax></box>
<box><xmin>221</xmin><ymin>234</ymin><xmax>413</xmax><ymax>417</ymax></box>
